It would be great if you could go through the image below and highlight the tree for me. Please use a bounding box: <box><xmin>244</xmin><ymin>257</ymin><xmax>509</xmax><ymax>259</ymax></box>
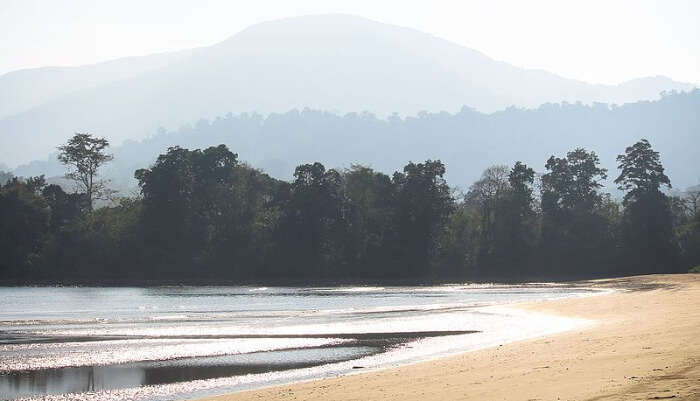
<box><xmin>542</xmin><ymin>148</ymin><xmax>608</xmax><ymax>210</ymax></box>
<box><xmin>540</xmin><ymin>148</ymin><xmax>612</xmax><ymax>276</ymax></box>
<box><xmin>58</xmin><ymin>133</ymin><xmax>114</xmax><ymax>210</ymax></box>
<box><xmin>391</xmin><ymin>160</ymin><xmax>453</xmax><ymax>276</ymax></box>
<box><xmin>24</xmin><ymin>175</ymin><xmax>47</xmax><ymax>195</ymax></box>
<box><xmin>615</xmin><ymin>139</ymin><xmax>671</xmax><ymax>205</ymax></box>
<box><xmin>434</xmin><ymin>200</ymin><xmax>482</xmax><ymax>277</ymax></box>
<box><xmin>342</xmin><ymin>165</ymin><xmax>395</xmax><ymax>275</ymax></box>
<box><xmin>41</xmin><ymin>184</ymin><xmax>89</xmax><ymax>233</ymax></box>
<box><xmin>279</xmin><ymin>162</ymin><xmax>347</xmax><ymax>277</ymax></box>
<box><xmin>137</xmin><ymin>146</ymin><xmax>221</xmax><ymax>271</ymax></box>
<box><xmin>136</xmin><ymin>145</ymin><xmax>283</xmax><ymax>278</ymax></box>
<box><xmin>615</xmin><ymin>139</ymin><xmax>677</xmax><ymax>273</ymax></box>
<box><xmin>685</xmin><ymin>189</ymin><xmax>700</xmax><ymax>217</ymax></box>
<box><xmin>0</xmin><ymin>178</ymin><xmax>50</xmax><ymax>279</ymax></box>
<box><xmin>677</xmin><ymin>209</ymin><xmax>700</xmax><ymax>271</ymax></box>
<box><xmin>505</xmin><ymin>161</ymin><xmax>537</xmax><ymax>274</ymax></box>
<box><xmin>509</xmin><ymin>162</ymin><xmax>535</xmax><ymax>206</ymax></box>
<box><xmin>466</xmin><ymin>165</ymin><xmax>510</xmax><ymax>248</ymax></box>
<box><xmin>462</xmin><ymin>162</ymin><xmax>538</xmax><ymax>278</ymax></box>
<box><xmin>465</xmin><ymin>165</ymin><xmax>511</xmax><ymax>272</ymax></box>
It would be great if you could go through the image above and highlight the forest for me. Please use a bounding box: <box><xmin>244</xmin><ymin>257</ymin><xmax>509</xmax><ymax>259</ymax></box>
<box><xmin>12</xmin><ymin>89</ymin><xmax>700</xmax><ymax>194</ymax></box>
<box><xmin>1</xmin><ymin>135</ymin><xmax>699</xmax><ymax>284</ymax></box>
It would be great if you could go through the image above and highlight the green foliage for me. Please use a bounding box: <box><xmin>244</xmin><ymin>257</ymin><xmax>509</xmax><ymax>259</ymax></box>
<box><xmin>58</xmin><ymin>133</ymin><xmax>114</xmax><ymax>209</ymax></box>
<box><xmin>1</xmin><ymin>140</ymin><xmax>696</xmax><ymax>284</ymax></box>
<box><xmin>542</xmin><ymin>148</ymin><xmax>608</xmax><ymax>210</ymax></box>
<box><xmin>392</xmin><ymin>160</ymin><xmax>453</xmax><ymax>277</ymax></box>
<box><xmin>42</xmin><ymin>184</ymin><xmax>89</xmax><ymax>233</ymax></box>
<box><xmin>0</xmin><ymin>178</ymin><xmax>50</xmax><ymax>278</ymax></box>
<box><xmin>689</xmin><ymin>266</ymin><xmax>700</xmax><ymax>273</ymax></box>
<box><xmin>135</xmin><ymin>145</ymin><xmax>283</xmax><ymax>278</ymax></box>
<box><xmin>540</xmin><ymin>148</ymin><xmax>614</xmax><ymax>275</ymax></box>
<box><xmin>433</xmin><ymin>201</ymin><xmax>482</xmax><ymax>277</ymax></box>
<box><xmin>279</xmin><ymin>162</ymin><xmax>347</xmax><ymax>277</ymax></box>
<box><xmin>615</xmin><ymin>139</ymin><xmax>670</xmax><ymax>205</ymax></box>
<box><xmin>677</xmin><ymin>212</ymin><xmax>700</xmax><ymax>271</ymax></box>
<box><xmin>616</xmin><ymin>140</ymin><xmax>678</xmax><ymax>274</ymax></box>
<box><xmin>340</xmin><ymin>165</ymin><xmax>395</xmax><ymax>276</ymax></box>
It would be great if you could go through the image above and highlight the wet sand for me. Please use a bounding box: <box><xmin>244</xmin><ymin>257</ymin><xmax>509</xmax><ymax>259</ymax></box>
<box><xmin>1</xmin><ymin>331</ymin><xmax>481</xmax><ymax>399</ymax></box>
<box><xmin>199</xmin><ymin>274</ymin><xmax>700</xmax><ymax>401</ymax></box>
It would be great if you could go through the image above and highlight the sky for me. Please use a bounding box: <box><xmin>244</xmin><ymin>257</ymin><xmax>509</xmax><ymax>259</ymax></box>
<box><xmin>1</xmin><ymin>0</ymin><xmax>699</xmax><ymax>85</ymax></box>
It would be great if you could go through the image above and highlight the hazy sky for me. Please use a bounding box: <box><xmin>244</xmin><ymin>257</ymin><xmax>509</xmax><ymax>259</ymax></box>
<box><xmin>1</xmin><ymin>0</ymin><xmax>699</xmax><ymax>85</ymax></box>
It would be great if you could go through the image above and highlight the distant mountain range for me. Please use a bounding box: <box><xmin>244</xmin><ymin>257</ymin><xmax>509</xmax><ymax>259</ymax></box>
<box><xmin>0</xmin><ymin>14</ymin><xmax>696</xmax><ymax>167</ymax></box>
<box><xmin>0</xmin><ymin>50</ymin><xmax>195</xmax><ymax>121</ymax></box>
<box><xmin>13</xmin><ymin>89</ymin><xmax>700</xmax><ymax>195</ymax></box>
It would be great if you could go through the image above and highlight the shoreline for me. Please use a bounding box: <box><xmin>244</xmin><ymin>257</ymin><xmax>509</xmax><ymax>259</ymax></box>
<box><xmin>197</xmin><ymin>274</ymin><xmax>700</xmax><ymax>401</ymax></box>
<box><xmin>0</xmin><ymin>273</ymin><xmax>642</xmax><ymax>287</ymax></box>
<box><xmin>0</xmin><ymin>283</ymin><xmax>596</xmax><ymax>401</ymax></box>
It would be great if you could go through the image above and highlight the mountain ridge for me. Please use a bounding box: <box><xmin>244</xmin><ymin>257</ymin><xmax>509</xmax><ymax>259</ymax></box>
<box><xmin>11</xmin><ymin>89</ymin><xmax>700</xmax><ymax>194</ymax></box>
<box><xmin>0</xmin><ymin>14</ymin><xmax>696</xmax><ymax>167</ymax></box>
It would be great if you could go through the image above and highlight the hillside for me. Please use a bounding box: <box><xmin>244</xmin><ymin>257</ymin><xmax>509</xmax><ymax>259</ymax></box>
<box><xmin>0</xmin><ymin>49</ymin><xmax>194</xmax><ymax>119</ymax></box>
<box><xmin>14</xmin><ymin>90</ymin><xmax>700</xmax><ymax>193</ymax></box>
<box><xmin>0</xmin><ymin>14</ymin><xmax>695</xmax><ymax>167</ymax></box>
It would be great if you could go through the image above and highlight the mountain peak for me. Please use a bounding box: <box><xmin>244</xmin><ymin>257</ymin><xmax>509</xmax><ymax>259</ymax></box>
<box><xmin>1</xmin><ymin>16</ymin><xmax>696</xmax><ymax>167</ymax></box>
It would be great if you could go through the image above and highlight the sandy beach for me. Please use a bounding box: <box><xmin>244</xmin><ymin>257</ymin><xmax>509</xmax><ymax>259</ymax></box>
<box><xmin>199</xmin><ymin>274</ymin><xmax>700</xmax><ymax>401</ymax></box>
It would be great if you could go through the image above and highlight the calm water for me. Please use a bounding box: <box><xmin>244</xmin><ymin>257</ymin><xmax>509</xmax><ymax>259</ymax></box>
<box><xmin>0</xmin><ymin>285</ymin><xmax>599</xmax><ymax>400</ymax></box>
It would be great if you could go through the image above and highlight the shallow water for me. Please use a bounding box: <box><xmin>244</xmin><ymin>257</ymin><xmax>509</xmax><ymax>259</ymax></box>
<box><xmin>0</xmin><ymin>285</ymin><xmax>598</xmax><ymax>400</ymax></box>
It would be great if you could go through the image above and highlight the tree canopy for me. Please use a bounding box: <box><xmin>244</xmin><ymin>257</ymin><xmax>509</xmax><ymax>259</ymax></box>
<box><xmin>1</xmin><ymin>139</ymin><xmax>698</xmax><ymax>285</ymax></box>
<box><xmin>57</xmin><ymin>133</ymin><xmax>114</xmax><ymax>209</ymax></box>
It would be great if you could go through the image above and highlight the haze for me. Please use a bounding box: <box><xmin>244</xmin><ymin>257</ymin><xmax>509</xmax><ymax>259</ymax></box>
<box><xmin>2</xmin><ymin>0</ymin><xmax>700</xmax><ymax>86</ymax></box>
<box><xmin>1</xmin><ymin>3</ymin><xmax>700</xmax><ymax>401</ymax></box>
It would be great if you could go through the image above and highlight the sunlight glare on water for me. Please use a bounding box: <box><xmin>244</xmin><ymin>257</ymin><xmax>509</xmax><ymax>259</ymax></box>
<box><xmin>0</xmin><ymin>285</ymin><xmax>601</xmax><ymax>401</ymax></box>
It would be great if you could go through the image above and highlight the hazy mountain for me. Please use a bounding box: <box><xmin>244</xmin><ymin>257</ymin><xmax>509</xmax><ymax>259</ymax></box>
<box><xmin>0</xmin><ymin>14</ymin><xmax>696</xmax><ymax>167</ymax></box>
<box><xmin>16</xmin><ymin>90</ymin><xmax>700</xmax><ymax>194</ymax></box>
<box><xmin>0</xmin><ymin>49</ymin><xmax>194</xmax><ymax>120</ymax></box>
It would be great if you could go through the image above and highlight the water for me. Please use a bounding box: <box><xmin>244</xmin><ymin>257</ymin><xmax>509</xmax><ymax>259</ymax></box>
<box><xmin>0</xmin><ymin>285</ymin><xmax>600</xmax><ymax>400</ymax></box>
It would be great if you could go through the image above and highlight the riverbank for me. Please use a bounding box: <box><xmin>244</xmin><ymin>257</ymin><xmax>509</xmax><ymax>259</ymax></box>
<box><xmin>199</xmin><ymin>274</ymin><xmax>700</xmax><ymax>401</ymax></box>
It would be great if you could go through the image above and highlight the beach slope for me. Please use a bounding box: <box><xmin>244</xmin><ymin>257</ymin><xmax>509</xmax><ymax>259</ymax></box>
<box><xmin>200</xmin><ymin>274</ymin><xmax>700</xmax><ymax>401</ymax></box>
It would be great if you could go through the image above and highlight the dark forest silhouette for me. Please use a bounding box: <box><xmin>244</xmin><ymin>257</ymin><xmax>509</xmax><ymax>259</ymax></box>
<box><xmin>1</xmin><ymin>135</ymin><xmax>699</xmax><ymax>284</ymax></box>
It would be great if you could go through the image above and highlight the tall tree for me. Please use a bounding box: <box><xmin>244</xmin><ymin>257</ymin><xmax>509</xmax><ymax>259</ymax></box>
<box><xmin>465</xmin><ymin>165</ymin><xmax>511</xmax><ymax>272</ymax></box>
<box><xmin>504</xmin><ymin>161</ymin><xmax>537</xmax><ymax>274</ymax></box>
<box><xmin>615</xmin><ymin>139</ymin><xmax>677</xmax><ymax>273</ymax></box>
<box><xmin>615</xmin><ymin>139</ymin><xmax>671</xmax><ymax>205</ymax></box>
<box><xmin>542</xmin><ymin>148</ymin><xmax>608</xmax><ymax>210</ymax></box>
<box><xmin>540</xmin><ymin>148</ymin><xmax>612</xmax><ymax>275</ymax></box>
<box><xmin>57</xmin><ymin>133</ymin><xmax>114</xmax><ymax>210</ymax></box>
<box><xmin>463</xmin><ymin>162</ymin><xmax>537</xmax><ymax>277</ymax></box>
<box><xmin>392</xmin><ymin>160</ymin><xmax>453</xmax><ymax>277</ymax></box>
<box><xmin>466</xmin><ymin>165</ymin><xmax>510</xmax><ymax>249</ymax></box>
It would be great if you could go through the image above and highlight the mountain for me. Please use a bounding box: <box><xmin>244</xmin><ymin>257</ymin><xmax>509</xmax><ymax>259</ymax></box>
<box><xmin>0</xmin><ymin>14</ymin><xmax>696</xmax><ymax>167</ymax></box>
<box><xmin>0</xmin><ymin>49</ymin><xmax>194</xmax><ymax>120</ymax></box>
<box><xmin>14</xmin><ymin>90</ymin><xmax>700</xmax><ymax>193</ymax></box>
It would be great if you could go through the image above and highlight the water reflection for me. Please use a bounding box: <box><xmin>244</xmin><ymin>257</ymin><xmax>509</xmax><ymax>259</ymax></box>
<box><xmin>0</xmin><ymin>285</ymin><xmax>593</xmax><ymax>400</ymax></box>
<box><xmin>0</xmin><ymin>345</ymin><xmax>377</xmax><ymax>400</ymax></box>
<box><xmin>2</xmin><ymin>365</ymin><xmax>144</xmax><ymax>399</ymax></box>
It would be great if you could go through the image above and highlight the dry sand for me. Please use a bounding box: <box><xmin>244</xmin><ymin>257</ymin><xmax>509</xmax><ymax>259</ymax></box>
<box><xmin>199</xmin><ymin>274</ymin><xmax>700</xmax><ymax>401</ymax></box>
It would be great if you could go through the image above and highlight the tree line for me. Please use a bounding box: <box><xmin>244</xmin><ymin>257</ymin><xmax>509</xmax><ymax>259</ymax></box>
<box><xmin>1</xmin><ymin>134</ymin><xmax>698</xmax><ymax>284</ymax></box>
